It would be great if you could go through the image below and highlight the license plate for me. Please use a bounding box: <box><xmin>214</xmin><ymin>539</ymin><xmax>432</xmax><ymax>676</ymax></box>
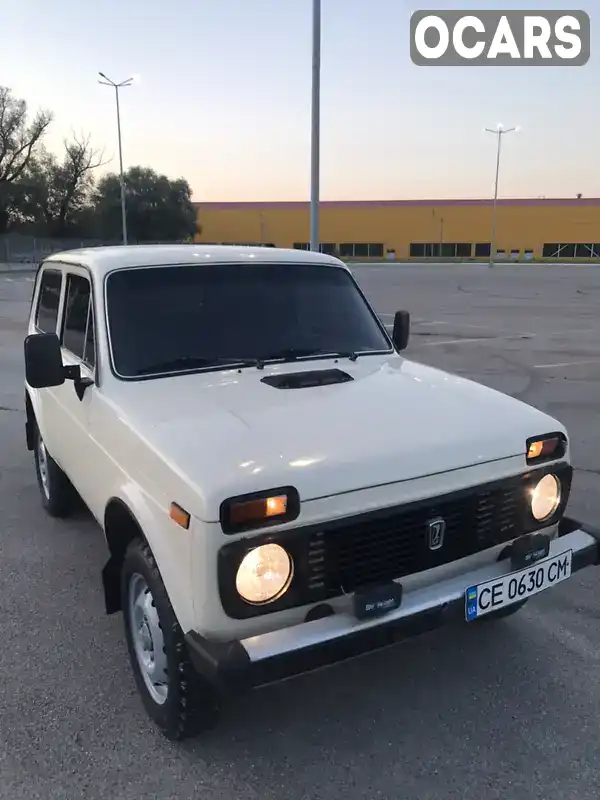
<box><xmin>465</xmin><ymin>549</ymin><xmax>572</xmax><ymax>622</ymax></box>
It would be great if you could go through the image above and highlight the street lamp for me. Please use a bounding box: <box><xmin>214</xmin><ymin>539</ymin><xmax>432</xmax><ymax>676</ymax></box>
<box><xmin>485</xmin><ymin>123</ymin><xmax>519</xmax><ymax>267</ymax></box>
<box><xmin>309</xmin><ymin>0</ymin><xmax>321</xmax><ymax>252</ymax></box>
<box><xmin>98</xmin><ymin>72</ymin><xmax>134</xmax><ymax>245</ymax></box>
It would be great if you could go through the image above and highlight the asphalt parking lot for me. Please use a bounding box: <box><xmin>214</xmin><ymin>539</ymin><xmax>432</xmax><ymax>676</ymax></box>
<box><xmin>1</xmin><ymin>263</ymin><xmax>600</xmax><ymax>800</ymax></box>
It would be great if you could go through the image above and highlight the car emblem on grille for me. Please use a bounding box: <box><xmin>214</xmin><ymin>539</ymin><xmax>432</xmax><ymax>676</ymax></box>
<box><xmin>427</xmin><ymin>517</ymin><xmax>446</xmax><ymax>551</ymax></box>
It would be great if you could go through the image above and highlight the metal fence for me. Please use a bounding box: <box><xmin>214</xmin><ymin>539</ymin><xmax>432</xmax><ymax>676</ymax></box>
<box><xmin>0</xmin><ymin>232</ymin><xmax>118</xmax><ymax>263</ymax></box>
<box><xmin>0</xmin><ymin>233</ymin><xmax>200</xmax><ymax>264</ymax></box>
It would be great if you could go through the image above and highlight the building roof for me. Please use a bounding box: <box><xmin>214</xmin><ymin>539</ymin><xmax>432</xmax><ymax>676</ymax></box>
<box><xmin>45</xmin><ymin>244</ymin><xmax>345</xmax><ymax>278</ymax></box>
<box><xmin>194</xmin><ymin>198</ymin><xmax>600</xmax><ymax>210</ymax></box>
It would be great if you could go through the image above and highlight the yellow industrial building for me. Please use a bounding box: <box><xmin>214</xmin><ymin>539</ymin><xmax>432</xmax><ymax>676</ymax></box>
<box><xmin>194</xmin><ymin>198</ymin><xmax>600</xmax><ymax>260</ymax></box>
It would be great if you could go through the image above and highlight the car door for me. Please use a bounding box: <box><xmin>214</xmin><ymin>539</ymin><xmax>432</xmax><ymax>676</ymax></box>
<box><xmin>27</xmin><ymin>264</ymin><xmax>67</xmax><ymax>463</ymax></box>
<box><xmin>51</xmin><ymin>268</ymin><xmax>100</xmax><ymax>506</ymax></box>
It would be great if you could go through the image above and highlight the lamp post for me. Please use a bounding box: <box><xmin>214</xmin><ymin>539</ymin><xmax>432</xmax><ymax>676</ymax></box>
<box><xmin>98</xmin><ymin>72</ymin><xmax>134</xmax><ymax>245</ymax></box>
<box><xmin>485</xmin><ymin>123</ymin><xmax>518</xmax><ymax>267</ymax></box>
<box><xmin>309</xmin><ymin>0</ymin><xmax>321</xmax><ymax>252</ymax></box>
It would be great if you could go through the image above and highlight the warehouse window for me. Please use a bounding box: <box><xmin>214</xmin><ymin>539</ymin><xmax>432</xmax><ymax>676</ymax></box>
<box><xmin>293</xmin><ymin>242</ymin><xmax>309</xmax><ymax>250</ymax></box>
<box><xmin>544</xmin><ymin>243</ymin><xmax>600</xmax><ymax>258</ymax></box>
<box><xmin>320</xmin><ymin>243</ymin><xmax>338</xmax><ymax>255</ymax></box>
<box><xmin>339</xmin><ymin>243</ymin><xmax>384</xmax><ymax>258</ymax></box>
<box><xmin>575</xmin><ymin>244</ymin><xmax>600</xmax><ymax>258</ymax></box>
<box><xmin>410</xmin><ymin>243</ymin><xmax>472</xmax><ymax>258</ymax></box>
<box><xmin>228</xmin><ymin>242</ymin><xmax>275</xmax><ymax>247</ymax></box>
<box><xmin>474</xmin><ymin>242</ymin><xmax>491</xmax><ymax>257</ymax></box>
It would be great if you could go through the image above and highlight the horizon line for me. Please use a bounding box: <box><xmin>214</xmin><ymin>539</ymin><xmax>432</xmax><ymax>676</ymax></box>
<box><xmin>194</xmin><ymin>197</ymin><xmax>600</xmax><ymax>210</ymax></box>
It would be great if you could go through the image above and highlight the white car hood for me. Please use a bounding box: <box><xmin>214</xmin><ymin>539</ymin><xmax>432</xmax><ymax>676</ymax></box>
<box><xmin>115</xmin><ymin>356</ymin><xmax>563</xmax><ymax>518</ymax></box>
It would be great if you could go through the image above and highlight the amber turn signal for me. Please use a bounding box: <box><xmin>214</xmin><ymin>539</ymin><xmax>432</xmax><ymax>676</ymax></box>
<box><xmin>526</xmin><ymin>434</ymin><xmax>566</xmax><ymax>464</ymax></box>
<box><xmin>169</xmin><ymin>502</ymin><xmax>191</xmax><ymax>529</ymax></box>
<box><xmin>220</xmin><ymin>486</ymin><xmax>300</xmax><ymax>534</ymax></box>
<box><xmin>230</xmin><ymin>494</ymin><xmax>288</xmax><ymax>526</ymax></box>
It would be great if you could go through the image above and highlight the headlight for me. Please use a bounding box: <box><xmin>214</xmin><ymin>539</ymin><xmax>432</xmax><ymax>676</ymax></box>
<box><xmin>235</xmin><ymin>543</ymin><xmax>293</xmax><ymax>604</ymax></box>
<box><xmin>530</xmin><ymin>473</ymin><xmax>561</xmax><ymax>521</ymax></box>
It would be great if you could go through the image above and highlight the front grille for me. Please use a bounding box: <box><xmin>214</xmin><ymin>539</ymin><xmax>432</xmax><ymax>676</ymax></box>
<box><xmin>306</xmin><ymin>480</ymin><xmax>528</xmax><ymax>597</ymax></box>
<box><xmin>217</xmin><ymin>464</ymin><xmax>573</xmax><ymax>619</ymax></box>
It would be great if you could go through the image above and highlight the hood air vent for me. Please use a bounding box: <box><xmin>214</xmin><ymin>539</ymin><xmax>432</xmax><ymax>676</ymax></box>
<box><xmin>260</xmin><ymin>368</ymin><xmax>354</xmax><ymax>390</ymax></box>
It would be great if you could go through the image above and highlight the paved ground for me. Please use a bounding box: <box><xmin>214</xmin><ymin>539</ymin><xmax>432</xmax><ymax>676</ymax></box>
<box><xmin>1</xmin><ymin>264</ymin><xmax>600</xmax><ymax>800</ymax></box>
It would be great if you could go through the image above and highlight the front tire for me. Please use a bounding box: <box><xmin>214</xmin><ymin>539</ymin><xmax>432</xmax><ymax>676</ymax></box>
<box><xmin>121</xmin><ymin>539</ymin><xmax>219</xmax><ymax>741</ymax></box>
<box><xmin>33</xmin><ymin>424</ymin><xmax>76</xmax><ymax>517</ymax></box>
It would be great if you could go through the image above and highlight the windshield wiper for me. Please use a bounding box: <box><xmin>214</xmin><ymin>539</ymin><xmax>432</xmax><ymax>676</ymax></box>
<box><xmin>134</xmin><ymin>356</ymin><xmax>257</xmax><ymax>375</ymax></box>
<box><xmin>135</xmin><ymin>349</ymin><xmax>363</xmax><ymax>376</ymax></box>
<box><xmin>260</xmin><ymin>348</ymin><xmax>359</xmax><ymax>363</ymax></box>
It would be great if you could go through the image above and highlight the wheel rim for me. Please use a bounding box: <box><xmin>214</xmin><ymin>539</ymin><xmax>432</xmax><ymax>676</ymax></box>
<box><xmin>128</xmin><ymin>573</ymin><xmax>169</xmax><ymax>705</ymax></box>
<box><xmin>37</xmin><ymin>436</ymin><xmax>50</xmax><ymax>499</ymax></box>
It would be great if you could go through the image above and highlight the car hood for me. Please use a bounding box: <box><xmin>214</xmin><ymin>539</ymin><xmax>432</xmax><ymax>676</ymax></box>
<box><xmin>114</xmin><ymin>356</ymin><xmax>564</xmax><ymax>518</ymax></box>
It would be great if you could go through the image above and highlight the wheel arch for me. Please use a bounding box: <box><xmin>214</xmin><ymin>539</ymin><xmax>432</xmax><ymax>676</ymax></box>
<box><xmin>102</xmin><ymin>497</ymin><xmax>149</xmax><ymax>615</ymax></box>
<box><xmin>25</xmin><ymin>390</ymin><xmax>35</xmax><ymax>451</ymax></box>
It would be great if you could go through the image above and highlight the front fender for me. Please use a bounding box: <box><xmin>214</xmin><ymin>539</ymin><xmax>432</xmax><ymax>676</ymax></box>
<box><xmin>111</xmin><ymin>480</ymin><xmax>196</xmax><ymax>632</ymax></box>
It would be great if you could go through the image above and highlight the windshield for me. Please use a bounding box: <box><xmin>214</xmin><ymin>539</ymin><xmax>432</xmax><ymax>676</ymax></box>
<box><xmin>105</xmin><ymin>262</ymin><xmax>392</xmax><ymax>378</ymax></box>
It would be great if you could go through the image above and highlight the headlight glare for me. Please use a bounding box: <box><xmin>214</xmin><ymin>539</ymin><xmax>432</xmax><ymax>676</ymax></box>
<box><xmin>530</xmin><ymin>473</ymin><xmax>561</xmax><ymax>521</ymax></box>
<box><xmin>235</xmin><ymin>543</ymin><xmax>293</xmax><ymax>604</ymax></box>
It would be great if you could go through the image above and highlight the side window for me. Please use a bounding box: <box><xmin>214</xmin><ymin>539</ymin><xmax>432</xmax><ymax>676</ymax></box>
<box><xmin>61</xmin><ymin>274</ymin><xmax>95</xmax><ymax>368</ymax></box>
<box><xmin>35</xmin><ymin>269</ymin><xmax>63</xmax><ymax>333</ymax></box>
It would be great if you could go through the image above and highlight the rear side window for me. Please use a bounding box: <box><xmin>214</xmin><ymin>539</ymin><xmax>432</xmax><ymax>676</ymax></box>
<box><xmin>61</xmin><ymin>274</ymin><xmax>95</xmax><ymax>367</ymax></box>
<box><xmin>35</xmin><ymin>269</ymin><xmax>63</xmax><ymax>333</ymax></box>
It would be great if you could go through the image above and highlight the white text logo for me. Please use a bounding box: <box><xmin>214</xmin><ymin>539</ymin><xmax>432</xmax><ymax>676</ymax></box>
<box><xmin>410</xmin><ymin>11</ymin><xmax>590</xmax><ymax>66</ymax></box>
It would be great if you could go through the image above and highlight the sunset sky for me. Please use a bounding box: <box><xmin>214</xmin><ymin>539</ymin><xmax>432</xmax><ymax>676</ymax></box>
<box><xmin>2</xmin><ymin>0</ymin><xmax>597</xmax><ymax>202</ymax></box>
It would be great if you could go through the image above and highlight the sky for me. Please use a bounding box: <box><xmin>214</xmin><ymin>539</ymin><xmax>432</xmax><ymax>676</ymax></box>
<box><xmin>1</xmin><ymin>0</ymin><xmax>597</xmax><ymax>202</ymax></box>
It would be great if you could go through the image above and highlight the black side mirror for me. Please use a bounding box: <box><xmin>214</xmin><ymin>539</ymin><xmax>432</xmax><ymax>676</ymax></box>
<box><xmin>24</xmin><ymin>333</ymin><xmax>66</xmax><ymax>388</ymax></box>
<box><xmin>392</xmin><ymin>310</ymin><xmax>410</xmax><ymax>351</ymax></box>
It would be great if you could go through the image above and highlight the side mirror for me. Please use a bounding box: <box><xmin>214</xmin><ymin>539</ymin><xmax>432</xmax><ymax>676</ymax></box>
<box><xmin>392</xmin><ymin>310</ymin><xmax>410</xmax><ymax>351</ymax></box>
<box><xmin>24</xmin><ymin>333</ymin><xmax>66</xmax><ymax>388</ymax></box>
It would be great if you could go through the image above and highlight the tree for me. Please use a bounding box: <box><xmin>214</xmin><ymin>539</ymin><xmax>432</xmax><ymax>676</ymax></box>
<box><xmin>0</xmin><ymin>86</ymin><xmax>52</xmax><ymax>231</ymax></box>
<box><xmin>22</xmin><ymin>134</ymin><xmax>104</xmax><ymax>236</ymax></box>
<box><xmin>94</xmin><ymin>166</ymin><xmax>197</xmax><ymax>242</ymax></box>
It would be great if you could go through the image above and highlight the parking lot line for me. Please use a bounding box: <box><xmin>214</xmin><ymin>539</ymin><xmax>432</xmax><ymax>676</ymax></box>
<box><xmin>384</xmin><ymin>325</ymin><xmax>533</xmax><ymax>347</ymax></box>
<box><xmin>533</xmin><ymin>359</ymin><xmax>600</xmax><ymax>369</ymax></box>
<box><xmin>422</xmin><ymin>335</ymin><xmax>532</xmax><ymax>347</ymax></box>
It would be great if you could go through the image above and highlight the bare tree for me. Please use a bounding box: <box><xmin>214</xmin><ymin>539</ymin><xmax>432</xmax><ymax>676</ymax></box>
<box><xmin>0</xmin><ymin>86</ymin><xmax>52</xmax><ymax>230</ymax></box>
<box><xmin>25</xmin><ymin>133</ymin><xmax>106</xmax><ymax>236</ymax></box>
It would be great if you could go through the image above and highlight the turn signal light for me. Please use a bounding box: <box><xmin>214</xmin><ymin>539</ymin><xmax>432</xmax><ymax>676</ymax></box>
<box><xmin>220</xmin><ymin>487</ymin><xmax>300</xmax><ymax>534</ymax></box>
<box><xmin>230</xmin><ymin>495</ymin><xmax>288</xmax><ymax>526</ymax></box>
<box><xmin>169</xmin><ymin>502</ymin><xmax>191</xmax><ymax>529</ymax></box>
<box><xmin>526</xmin><ymin>433</ymin><xmax>566</xmax><ymax>464</ymax></box>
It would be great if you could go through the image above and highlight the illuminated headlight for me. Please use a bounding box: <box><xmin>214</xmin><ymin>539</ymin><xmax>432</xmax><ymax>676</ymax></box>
<box><xmin>530</xmin><ymin>474</ymin><xmax>561</xmax><ymax>521</ymax></box>
<box><xmin>235</xmin><ymin>543</ymin><xmax>293</xmax><ymax>604</ymax></box>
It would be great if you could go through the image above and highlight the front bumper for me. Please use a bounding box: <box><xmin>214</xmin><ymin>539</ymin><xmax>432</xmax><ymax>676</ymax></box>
<box><xmin>185</xmin><ymin>518</ymin><xmax>600</xmax><ymax>693</ymax></box>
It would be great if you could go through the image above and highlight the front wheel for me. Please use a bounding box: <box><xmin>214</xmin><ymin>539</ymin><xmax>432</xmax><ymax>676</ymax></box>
<box><xmin>33</xmin><ymin>424</ymin><xmax>76</xmax><ymax>517</ymax></box>
<box><xmin>121</xmin><ymin>539</ymin><xmax>219</xmax><ymax>741</ymax></box>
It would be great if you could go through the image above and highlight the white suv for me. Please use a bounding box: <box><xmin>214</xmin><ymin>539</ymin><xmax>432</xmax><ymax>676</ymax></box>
<box><xmin>23</xmin><ymin>244</ymin><xmax>599</xmax><ymax>740</ymax></box>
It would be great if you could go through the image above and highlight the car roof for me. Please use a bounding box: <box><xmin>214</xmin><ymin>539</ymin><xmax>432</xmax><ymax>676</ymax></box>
<box><xmin>43</xmin><ymin>244</ymin><xmax>348</xmax><ymax>278</ymax></box>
